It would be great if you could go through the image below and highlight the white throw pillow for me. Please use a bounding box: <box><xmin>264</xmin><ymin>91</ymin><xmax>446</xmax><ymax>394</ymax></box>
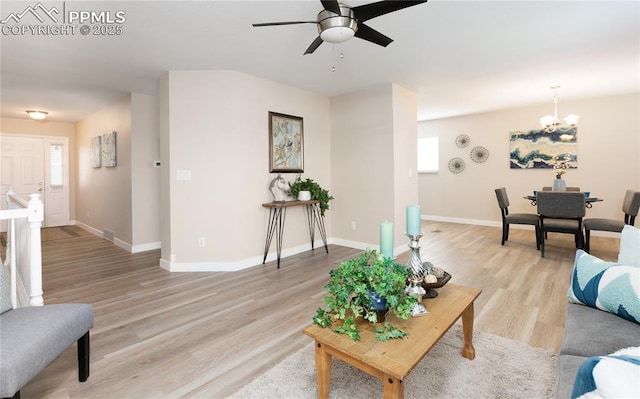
<box><xmin>618</xmin><ymin>225</ymin><xmax>640</xmax><ymax>267</ymax></box>
<box><xmin>573</xmin><ymin>347</ymin><xmax>640</xmax><ymax>399</ymax></box>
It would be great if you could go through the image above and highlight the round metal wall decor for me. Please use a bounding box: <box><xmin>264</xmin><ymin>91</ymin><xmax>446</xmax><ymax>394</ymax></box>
<box><xmin>448</xmin><ymin>157</ymin><xmax>465</xmax><ymax>174</ymax></box>
<box><xmin>455</xmin><ymin>134</ymin><xmax>470</xmax><ymax>148</ymax></box>
<box><xmin>470</xmin><ymin>146</ymin><xmax>489</xmax><ymax>163</ymax></box>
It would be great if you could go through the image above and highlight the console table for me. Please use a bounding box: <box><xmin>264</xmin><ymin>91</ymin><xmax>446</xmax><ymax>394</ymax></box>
<box><xmin>261</xmin><ymin>200</ymin><xmax>328</xmax><ymax>268</ymax></box>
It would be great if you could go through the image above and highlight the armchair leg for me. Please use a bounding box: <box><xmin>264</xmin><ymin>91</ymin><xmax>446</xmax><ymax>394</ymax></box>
<box><xmin>78</xmin><ymin>331</ymin><xmax>90</xmax><ymax>382</ymax></box>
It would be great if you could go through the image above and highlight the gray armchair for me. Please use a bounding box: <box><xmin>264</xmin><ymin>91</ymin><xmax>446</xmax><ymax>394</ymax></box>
<box><xmin>494</xmin><ymin>187</ymin><xmax>540</xmax><ymax>249</ymax></box>
<box><xmin>584</xmin><ymin>190</ymin><xmax>640</xmax><ymax>252</ymax></box>
<box><xmin>536</xmin><ymin>191</ymin><xmax>586</xmax><ymax>257</ymax></box>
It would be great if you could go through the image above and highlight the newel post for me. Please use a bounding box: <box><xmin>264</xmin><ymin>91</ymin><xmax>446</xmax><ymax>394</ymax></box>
<box><xmin>27</xmin><ymin>193</ymin><xmax>44</xmax><ymax>306</ymax></box>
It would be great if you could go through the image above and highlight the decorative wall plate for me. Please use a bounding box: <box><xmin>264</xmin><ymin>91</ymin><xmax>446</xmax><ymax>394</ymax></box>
<box><xmin>470</xmin><ymin>146</ymin><xmax>489</xmax><ymax>163</ymax></box>
<box><xmin>448</xmin><ymin>157</ymin><xmax>465</xmax><ymax>173</ymax></box>
<box><xmin>455</xmin><ymin>134</ymin><xmax>470</xmax><ymax>148</ymax></box>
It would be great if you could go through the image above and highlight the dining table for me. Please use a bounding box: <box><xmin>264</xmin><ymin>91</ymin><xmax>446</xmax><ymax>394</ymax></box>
<box><xmin>524</xmin><ymin>194</ymin><xmax>603</xmax><ymax>208</ymax></box>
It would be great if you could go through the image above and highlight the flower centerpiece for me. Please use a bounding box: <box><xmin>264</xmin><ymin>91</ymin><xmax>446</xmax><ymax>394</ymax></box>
<box><xmin>552</xmin><ymin>153</ymin><xmax>570</xmax><ymax>179</ymax></box>
<box><xmin>312</xmin><ymin>249</ymin><xmax>417</xmax><ymax>341</ymax></box>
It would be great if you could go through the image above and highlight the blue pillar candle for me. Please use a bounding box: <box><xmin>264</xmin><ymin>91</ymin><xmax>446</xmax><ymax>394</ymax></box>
<box><xmin>406</xmin><ymin>205</ymin><xmax>421</xmax><ymax>235</ymax></box>
<box><xmin>380</xmin><ymin>222</ymin><xmax>394</xmax><ymax>259</ymax></box>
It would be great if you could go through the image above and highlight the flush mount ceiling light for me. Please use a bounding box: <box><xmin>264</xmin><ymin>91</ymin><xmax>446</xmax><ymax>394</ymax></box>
<box><xmin>26</xmin><ymin>110</ymin><xmax>48</xmax><ymax>120</ymax></box>
<box><xmin>540</xmin><ymin>86</ymin><xmax>579</xmax><ymax>133</ymax></box>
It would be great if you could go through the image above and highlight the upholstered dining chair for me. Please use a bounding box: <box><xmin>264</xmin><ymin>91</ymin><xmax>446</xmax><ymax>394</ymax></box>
<box><xmin>542</xmin><ymin>186</ymin><xmax>581</xmax><ymax>191</ymax></box>
<box><xmin>584</xmin><ymin>190</ymin><xmax>640</xmax><ymax>252</ymax></box>
<box><xmin>494</xmin><ymin>187</ymin><xmax>540</xmax><ymax>249</ymax></box>
<box><xmin>536</xmin><ymin>191</ymin><xmax>586</xmax><ymax>257</ymax></box>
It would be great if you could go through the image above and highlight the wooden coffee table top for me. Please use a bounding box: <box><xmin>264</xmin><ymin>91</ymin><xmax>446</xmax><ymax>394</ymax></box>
<box><xmin>303</xmin><ymin>283</ymin><xmax>481</xmax><ymax>381</ymax></box>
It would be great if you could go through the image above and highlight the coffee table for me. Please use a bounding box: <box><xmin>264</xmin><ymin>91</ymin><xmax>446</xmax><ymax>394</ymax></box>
<box><xmin>303</xmin><ymin>283</ymin><xmax>482</xmax><ymax>399</ymax></box>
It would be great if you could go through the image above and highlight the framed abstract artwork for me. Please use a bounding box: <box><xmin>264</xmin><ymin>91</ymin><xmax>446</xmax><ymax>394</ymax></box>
<box><xmin>90</xmin><ymin>136</ymin><xmax>102</xmax><ymax>168</ymax></box>
<box><xmin>509</xmin><ymin>128</ymin><xmax>577</xmax><ymax>169</ymax></box>
<box><xmin>102</xmin><ymin>131</ymin><xmax>117</xmax><ymax>167</ymax></box>
<box><xmin>269</xmin><ymin>111</ymin><xmax>303</xmax><ymax>173</ymax></box>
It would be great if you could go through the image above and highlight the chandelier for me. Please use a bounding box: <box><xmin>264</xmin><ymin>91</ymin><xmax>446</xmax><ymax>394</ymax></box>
<box><xmin>540</xmin><ymin>86</ymin><xmax>579</xmax><ymax>133</ymax></box>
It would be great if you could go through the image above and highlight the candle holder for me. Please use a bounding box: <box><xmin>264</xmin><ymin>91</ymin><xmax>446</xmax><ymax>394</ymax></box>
<box><xmin>405</xmin><ymin>233</ymin><xmax>428</xmax><ymax>316</ymax></box>
<box><xmin>405</xmin><ymin>277</ymin><xmax>429</xmax><ymax>316</ymax></box>
<box><xmin>406</xmin><ymin>233</ymin><xmax>425</xmax><ymax>277</ymax></box>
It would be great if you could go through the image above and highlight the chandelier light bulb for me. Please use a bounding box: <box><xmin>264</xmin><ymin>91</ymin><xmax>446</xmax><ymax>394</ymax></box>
<box><xmin>540</xmin><ymin>86</ymin><xmax>578</xmax><ymax>133</ymax></box>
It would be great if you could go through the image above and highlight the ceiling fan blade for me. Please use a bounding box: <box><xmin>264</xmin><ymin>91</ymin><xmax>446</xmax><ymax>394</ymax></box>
<box><xmin>354</xmin><ymin>23</ymin><xmax>393</xmax><ymax>47</ymax></box>
<box><xmin>252</xmin><ymin>21</ymin><xmax>317</xmax><ymax>27</ymax></box>
<box><xmin>320</xmin><ymin>0</ymin><xmax>342</xmax><ymax>15</ymax></box>
<box><xmin>353</xmin><ymin>0</ymin><xmax>428</xmax><ymax>23</ymax></box>
<box><xmin>304</xmin><ymin>36</ymin><xmax>324</xmax><ymax>55</ymax></box>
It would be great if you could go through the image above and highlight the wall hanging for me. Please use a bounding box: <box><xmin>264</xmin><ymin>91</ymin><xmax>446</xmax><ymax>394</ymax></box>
<box><xmin>470</xmin><ymin>146</ymin><xmax>489</xmax><ymax>163</ymax></box>
<box><xmin>90</xmin><ymin>136</ymin><xmax>101</xmax><ymax>168</ymax></box>
<box><xmin>448</xmin><ymin>157</ymin><xmax>465</xmax><ymax>174</ymax></box>
<box><xmin>269</xmin><ymin>111</ymin><xmax>303</xmax><ymax>173</ymax></box>
<box><xmin>509</xmin><ymin>128</ymin><xmax>577</xmax><ymax>169</ymax></box>
<box><xmin>102</xmin><ymin>131</ymin><xmax>117</xmax><ymax>167</ymax></box>
<box><xmin>455</xmin><ymin>134</ymin><xmax>470</xmax><ymax>148</ymax></box>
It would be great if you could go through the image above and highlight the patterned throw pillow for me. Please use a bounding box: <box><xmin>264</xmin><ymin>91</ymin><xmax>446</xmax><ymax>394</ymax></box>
<box><xmin>618</xmin><ymin>225</ymin><xmax>640</xmax><ymax>267</ymax></box>
<box><xmin>568</xmin><ymin>250</ymin><xmax>640</xmax><ymax>324</ymax></box>
<box><xmin>572</xmin><ymin>347</ymin><xmax>640</xmax><ymax>399</ymax></box>
<box><xmin>0</xmin><ymin>264</ymin><xmax>13</xmax><ymax>314</ymax></box>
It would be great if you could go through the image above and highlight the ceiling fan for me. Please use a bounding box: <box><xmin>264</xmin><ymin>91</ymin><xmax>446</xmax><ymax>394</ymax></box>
<box><xmin>252</xmin><ymin>1</ymin><xmax>428</xmax><ymax>55</ymax></box>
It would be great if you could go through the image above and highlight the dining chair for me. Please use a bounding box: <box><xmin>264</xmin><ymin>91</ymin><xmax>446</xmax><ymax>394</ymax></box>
<box><xmin>583</xmin><ymin>190</ymin><xmax>640</xmax><ymax>252</ymax></box>
<box><xmin>494</xmin><ymin>187</ymin><xmax>540</xmax><ymax>249</ymax></box>
<box><xmin>536</xmin><ymin>191</ymin><xmax>586</xmax><ymax>257</ymax></box>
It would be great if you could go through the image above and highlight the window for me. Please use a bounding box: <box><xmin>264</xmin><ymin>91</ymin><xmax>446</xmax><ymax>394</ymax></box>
<box><xmin>50</xmin><ymin>144</ymin><xmax>63</xmax><ymax>186</ymax></box>
<box><xmin>417</xmin><ymin>137</ymin><xmax>439</xmax><ymax>173</ymax></box>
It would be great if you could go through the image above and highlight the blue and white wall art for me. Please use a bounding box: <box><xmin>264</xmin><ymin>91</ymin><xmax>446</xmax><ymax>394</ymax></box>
<box><xmin>509</xmin><ymin>128</ymin><xmax>577</xmax><ymax>169</ymax></box>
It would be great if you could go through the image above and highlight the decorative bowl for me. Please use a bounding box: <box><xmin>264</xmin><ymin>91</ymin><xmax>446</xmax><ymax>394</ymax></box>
<box><xmin>421</xmin><ymin>271</ymin><xmax>451</xmax><ymax>298</ymax></box>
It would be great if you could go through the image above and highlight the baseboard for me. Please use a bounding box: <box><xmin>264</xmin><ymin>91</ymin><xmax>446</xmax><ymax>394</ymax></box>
<box><xmin>423</xmin><ymin>214</ymin><xmax>501</xmax><ymax>228</ymax></box>
<box><xmin>159</xmin><ymin>239</ymin><xmax>333</xmax><ymax>272</ymax></box>
<box><xmin>75</xmin><ymin>221</ymin><xmax>161</xmax><ymax>253</ymax></box>
<box><xmin>422</xmin><ymin>214</ymin><xmax>621</xmax><ymax>237</ymax></box>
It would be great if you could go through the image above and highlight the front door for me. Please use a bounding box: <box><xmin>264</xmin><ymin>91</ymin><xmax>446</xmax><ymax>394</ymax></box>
<box><xmin>0</xmin><ymin>134</ymin><xmax>70</xmax><ymax>228</ymax></box>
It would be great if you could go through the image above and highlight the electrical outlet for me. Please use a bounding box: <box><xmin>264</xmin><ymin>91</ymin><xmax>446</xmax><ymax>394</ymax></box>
<box><xmin>198</xmin><ymin>237</ymin><xmax>205</xmax><ymax>247</ymax></box>
<box><xmin>351</xmin><ymin>221</ymin><xmax>356</xmax><ymax>230</ymax></box>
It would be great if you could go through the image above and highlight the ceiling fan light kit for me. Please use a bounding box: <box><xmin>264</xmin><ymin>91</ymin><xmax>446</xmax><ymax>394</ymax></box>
<box><xmin>318</xmin><ymin>7</ymin><xmax>357</xmax><ymax>43</ymax></box>
<box><xmin>253</xmin><ymin>0</ymin><xmax>428</xmax><ymax>54</ymax></box>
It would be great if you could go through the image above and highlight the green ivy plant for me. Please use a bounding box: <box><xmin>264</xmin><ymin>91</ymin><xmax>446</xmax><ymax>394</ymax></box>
<box><xmin>312</xmin><ymin>249</ymin><xmax>417</xmax><ymax>341</ymax></box>
<box><xmin>288</xmin><ymin>176</ymin><xmax>334</xmax><ymax>216</ymax></box>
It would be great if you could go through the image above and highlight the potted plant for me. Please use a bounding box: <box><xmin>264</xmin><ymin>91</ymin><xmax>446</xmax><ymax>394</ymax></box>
<box><xmin>288</xmin><ymin>175</ymin><xmax>334</xmax><ymax>216</ymax></box>
<box><xmin>312</xmin><ymin>249</ymin><xmax>418</xmax><ymax>341</ymax></box>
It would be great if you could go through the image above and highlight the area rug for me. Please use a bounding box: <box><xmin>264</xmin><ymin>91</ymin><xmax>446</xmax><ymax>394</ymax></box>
<box><xmin>227</xmin><ymin>325</ymin><xmax>557</xmax><ymax>399</ymax></box>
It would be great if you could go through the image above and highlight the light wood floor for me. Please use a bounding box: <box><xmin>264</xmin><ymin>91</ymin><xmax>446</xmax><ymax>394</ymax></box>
<box><xmin>17</xmin><ymin>222</ymin><xmax>619</xmax><ymax>398</ymax></box>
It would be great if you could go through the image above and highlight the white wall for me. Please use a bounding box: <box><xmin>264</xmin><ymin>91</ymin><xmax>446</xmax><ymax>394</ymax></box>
<box><xmin>418</xmin><ymin>92</ymin><xmax>640</xmax><ymax>226</ymax></box>
<box><xmin>159</xmin><ymin>71</ymin><xmax>331</xmax><ymax>271</ymax></box>
<box><xmin>76</xmin><ymin>95</ymin><xmax>133</xmax><ymax>246</ymax></box>
<box><xmin>330</xmin><ymin>84</ymin><xmax>419</xmax><ymax>254</ymax></box>
<box><xmin>131</xmin><ymin>93</ymin><xmax>161</xmax><ymax>251</ymax></box>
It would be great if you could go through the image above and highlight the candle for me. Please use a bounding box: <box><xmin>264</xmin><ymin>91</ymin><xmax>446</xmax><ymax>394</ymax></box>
<box><xmin>380</xmin><ymin>222</ymin><xmax>394</xmax><ymax>259</ymax></box>
<box><xmin>406</xmin><ymin>205</ymin><xmax>421</xmax><ymax>235</ymax></box>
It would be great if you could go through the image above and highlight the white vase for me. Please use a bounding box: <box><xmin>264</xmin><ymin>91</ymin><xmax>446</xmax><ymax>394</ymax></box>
<box><xmin>553</xmin><ymin>178</ymin><xmax>566</xmax><ymax>192</ymax></box>
<box><xmin>297</xmin><ymin>191</ymin><xmax>311</xmax><ymax>201</ymax></box>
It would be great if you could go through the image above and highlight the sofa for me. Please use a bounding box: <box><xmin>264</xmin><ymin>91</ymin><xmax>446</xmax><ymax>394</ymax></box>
<box><xmin>554</xmin><ymin>225</ymin><xmax>640</xmax><ymax>399</ymax></box>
